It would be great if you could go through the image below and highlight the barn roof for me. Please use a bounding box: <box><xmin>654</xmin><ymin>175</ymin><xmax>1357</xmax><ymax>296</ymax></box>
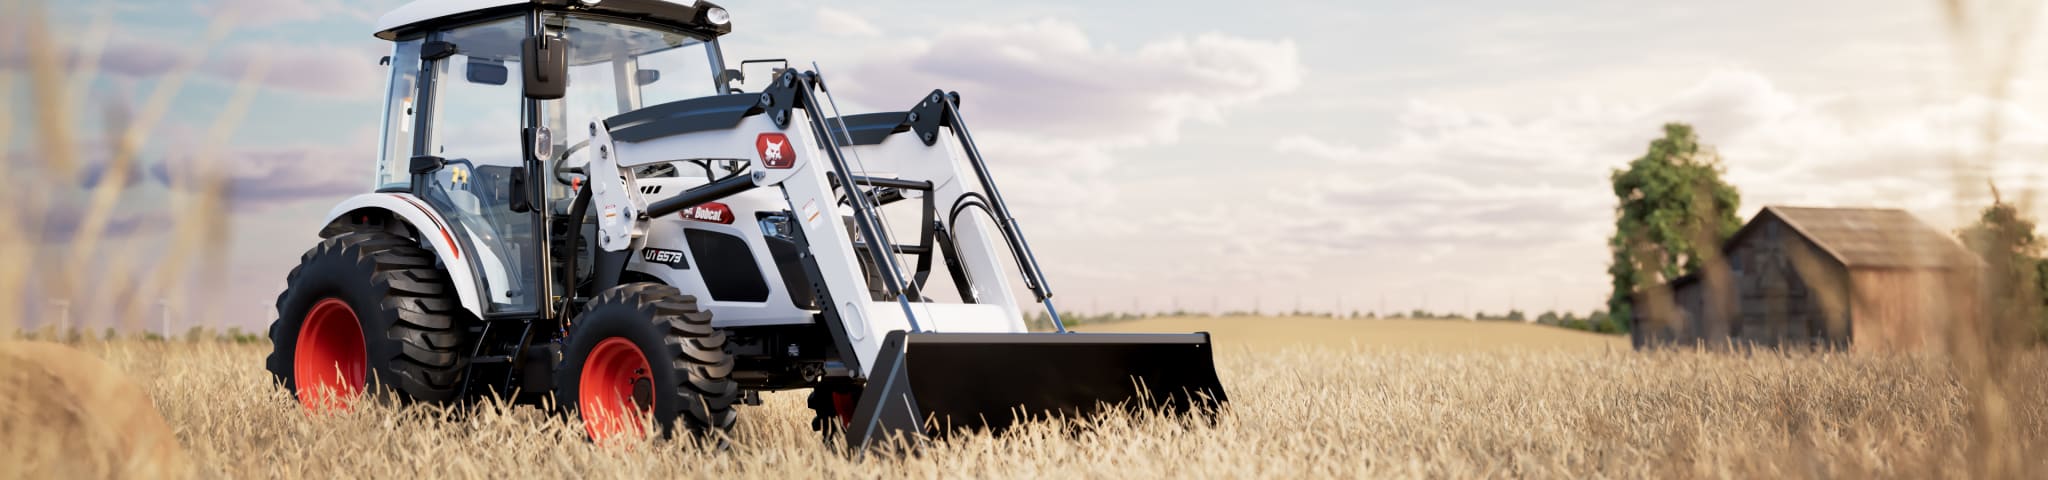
<box><xmin>1743</xmin><ymin>206</ymin><xmax>1979</xmax><ymax>269</ymax></box>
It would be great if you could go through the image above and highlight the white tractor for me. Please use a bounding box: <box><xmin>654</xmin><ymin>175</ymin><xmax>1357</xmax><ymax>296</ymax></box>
<box><xmin>266</xmin><ymin>0</ymin><xmax>1225</xmax><ymax>447</ymax></box>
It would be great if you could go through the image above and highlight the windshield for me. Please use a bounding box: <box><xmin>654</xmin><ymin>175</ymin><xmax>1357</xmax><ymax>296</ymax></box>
<box><xmin>551</xmin><ymin>14</ymin><xmax>719</xmax><ymax>120</ymax></box>
<box><xmin>539</xmin><ymin>14</ymin><xmax>723</xmax><ymax>204</ymax></box>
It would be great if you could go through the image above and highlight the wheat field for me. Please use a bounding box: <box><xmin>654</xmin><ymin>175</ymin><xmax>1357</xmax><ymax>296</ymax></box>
<box><xmin>5</xmin><ymin>317</ymin><xmax>2044</xmax><ymax>479</ymax></box>
<box><xmin>5</xmin><ymin>0</ymin><xmax>2048</xmax><ymax>476</ymax></box>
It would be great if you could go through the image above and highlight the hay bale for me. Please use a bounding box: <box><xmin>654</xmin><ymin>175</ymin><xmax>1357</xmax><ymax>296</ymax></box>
<box><xmin>0</xmin><ymin>341</ymin><xmax>188</xmax><ymax>478</ymax></box>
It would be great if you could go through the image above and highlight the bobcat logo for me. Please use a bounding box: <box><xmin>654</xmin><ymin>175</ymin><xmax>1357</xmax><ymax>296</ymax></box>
<box><xmin>681</xmin><ymin>202</ymin><xmax>733</xmax><ymax>224</ymax></box>
<box><xmin>756</xmin><ymin>132</ymin><xmax>795</xmax><ymax>169</ymax></box>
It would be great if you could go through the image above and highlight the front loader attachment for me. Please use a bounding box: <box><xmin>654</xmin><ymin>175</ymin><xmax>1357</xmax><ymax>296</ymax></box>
<box><xmin>845</xmin><ymin>331</ymin><xmax>1228</xmax><ymax>449</ymax></box>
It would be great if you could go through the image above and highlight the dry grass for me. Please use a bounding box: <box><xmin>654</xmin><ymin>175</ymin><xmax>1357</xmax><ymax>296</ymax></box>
<box><xmin>6</xmin><ymin>318</ymin><xmax>2038</xmax><ymax>479</ymax></box>
<box><xmin>0</xmin><ymin>341</ymin><xmax>185</xmax><ymax>479</ymax></box>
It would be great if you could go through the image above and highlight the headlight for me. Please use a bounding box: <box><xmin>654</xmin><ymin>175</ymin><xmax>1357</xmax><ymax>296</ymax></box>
<box><xmin>576</xmin><ymin>0</ymin><xmax>601</xmax><ymax>5</ymax></box>
<box><xmin>704</xmin><ymin>6</ymin><xmax>730</xmax><ymax>25</ymax></box>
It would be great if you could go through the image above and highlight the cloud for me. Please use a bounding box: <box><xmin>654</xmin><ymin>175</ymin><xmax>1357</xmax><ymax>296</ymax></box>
<box><xmin>816</xmin><ymin>7</ymin><xmax>882</xmax><ymax>37</ymax></box>
<box><xmin>9</xmin><ymin>36</ymin><xmax>385</xmax><ymax>99</ymax></box>
<box><xmin>1272</xmin><ymin>134</ymin><xmax>1371</xmax><ymax>163</ymax></box>
<box><xmin>843</xmin><ymin>19</ymin><xmax>1304</xmax><ymax>146</ymax></box>
<box><xmin>197</xmin><ymin>0</ymin><xmax>389</xmax><ymax>27</ymax></box>
<box><xmin>160</xmin><ymin>145</ymin><xmax>370</xmax><ymax>208</ymax></box>
<box><xmin>30</xmin><ymin>205</ymin><xmax>169</xmax><ymax>242</ymax></box>
<box><xmin>212</xmin><ymin>43</ymin><xmax>387</xmax><ymax>98</ymax></box>
<box><xmin>1250</xmin><ymin>69</ymin><xmax>2048</xmax><ymax>285</ymax></box>
<box><xmin>814</xmin><ymin>17</ymin><xmax>1308</xmax><ymax>253</ymax></box>
<box><xmin>9</xmin><ymin>140</ymin><xmax>371</xmax><ymax>217</ymax></box>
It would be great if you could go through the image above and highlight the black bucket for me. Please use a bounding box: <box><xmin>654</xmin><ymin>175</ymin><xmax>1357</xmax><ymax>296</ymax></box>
<box><xmin>845</xmin><ymin>331</ymin><xmax>1227</xmax><ymax>449</ymax></box>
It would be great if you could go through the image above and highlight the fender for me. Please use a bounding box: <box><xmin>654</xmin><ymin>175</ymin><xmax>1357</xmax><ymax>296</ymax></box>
<box><xmin>320</xmin><ymin>192</ymin><xmax>486</xmax><ymax>319</ymax></box>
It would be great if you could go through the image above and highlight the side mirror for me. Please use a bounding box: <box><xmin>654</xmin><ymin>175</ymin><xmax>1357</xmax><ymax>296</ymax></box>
<box><xmin>634</xmin><ymin>69</ymin><xmax>660</xmax><ymax>86</ymax></box>
<box><xmin>522</xmin><ymin>34</ymin><xmax>567</xmax><ymax>99</ymax></box>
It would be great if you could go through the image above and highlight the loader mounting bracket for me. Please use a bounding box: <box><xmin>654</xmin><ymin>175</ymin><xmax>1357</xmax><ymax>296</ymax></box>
<box><xmin>759</xmin><ymin>69</ymin><xmax>806</xmax><ymax>129</ymax></box>
<box><xmin>907</xmin><ymin>90</ymin><xmax>960</xmax><ymax>146</ymax></box>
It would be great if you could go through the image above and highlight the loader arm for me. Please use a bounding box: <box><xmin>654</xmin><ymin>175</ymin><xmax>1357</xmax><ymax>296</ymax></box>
<box><xmin>584</xmin><ymin>69</ymin><xmax>1226</xmax><ymax>450</ymax></box>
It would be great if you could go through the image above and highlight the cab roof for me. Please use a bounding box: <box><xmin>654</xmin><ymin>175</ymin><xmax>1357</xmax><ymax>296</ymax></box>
<box><xmin>375</xmin><ymin>0</ymin><xmax>728</xmax><ymax>40</ymax></box>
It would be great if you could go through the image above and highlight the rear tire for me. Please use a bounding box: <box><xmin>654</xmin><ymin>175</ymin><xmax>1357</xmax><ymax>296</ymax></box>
<box><xmin>266</xmin><ymin>231</ymin><xmax>476</xmax><ymax>407</ymax></box>
<box><xmin>555</xmin><ymin>283</ymin><xmax>738</xmax><ymax>439</ymax></box>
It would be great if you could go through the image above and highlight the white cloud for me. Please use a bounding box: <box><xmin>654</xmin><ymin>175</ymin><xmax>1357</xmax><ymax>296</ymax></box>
<box><xmin>214</xmin><ymin>44</ymin><xmax>387</xmax><ymax>99</ymax></box>
<box><xmin>815</xmin><ymin>7</ymin><xmax>882</xmax><ymax>37</ymax></box>
<box><xmin>1220</xmin><ymin>68</ymin><xmax>2048</xmax><ymax>315</ymax></box>
<box><xmin>1272</xmin><ymin>134</ymin><xmax>1370</xmax><ymax>163</ymax></box>
<box><xmin>198</xmin><ymin>0</ymin><xmax>390</xmax><ymax>26</ymax></box>
<box><xmin>18</xmin><ymin>36</ymin><xmax>386</xmax><ymax>99</ymax></box>
<box><xmin>842</xmin><ymin>19</ymin><xmax>1304</xmax><ymax>147</ymax></box>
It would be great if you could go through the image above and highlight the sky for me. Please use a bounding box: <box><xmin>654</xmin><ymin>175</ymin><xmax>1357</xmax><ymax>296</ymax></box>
<box><xmin>8</xmin><ymin>0</ymin><xmax>2048</xmax><ymax>332</ymax></box>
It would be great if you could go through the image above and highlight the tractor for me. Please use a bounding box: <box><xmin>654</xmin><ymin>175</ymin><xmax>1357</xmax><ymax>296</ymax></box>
<box><xmin>267</xmin><ymin>0</ymin><xmax>1226</xmax><ymax>448</ymax></box>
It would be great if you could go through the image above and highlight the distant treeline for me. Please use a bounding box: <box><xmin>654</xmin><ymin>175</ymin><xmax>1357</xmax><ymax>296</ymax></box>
<box><xmin>1025</xmin><ymin>308</ymin><xmax>1625</xmax><ymax>334</ymax></box>
<box><xmin>12</xmin><ymin>325</ymin><xmax>266</xmax><ymax>345</ymax></box>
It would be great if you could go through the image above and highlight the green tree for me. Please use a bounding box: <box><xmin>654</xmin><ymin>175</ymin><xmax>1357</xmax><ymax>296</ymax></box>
<box><xmin>1606</xmin><ymin>123</ymin><xmax>1743</xmax><ymax>332</ymax></box>
<box><xmin>1956</xmin><ymin>190</ymin><xmax>2048</xmax><ymax>344</ymax></box>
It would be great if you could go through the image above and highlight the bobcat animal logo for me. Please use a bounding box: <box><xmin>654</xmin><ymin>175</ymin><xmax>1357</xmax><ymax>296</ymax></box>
<box><xmin>756</xmin><ymin>132</ymin><xmax>795</xmax><ymax>169</ymax></box>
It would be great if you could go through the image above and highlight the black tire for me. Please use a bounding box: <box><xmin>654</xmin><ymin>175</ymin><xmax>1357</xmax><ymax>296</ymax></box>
<box><xmin>555</xmin><ymin>283</ymin><xmax>738</xmax><ymax>438</ymax></box>
<box><xmin>266</xmin><ymin>230</ymin><xmax>476</xmax><ymax>403</ymax></box>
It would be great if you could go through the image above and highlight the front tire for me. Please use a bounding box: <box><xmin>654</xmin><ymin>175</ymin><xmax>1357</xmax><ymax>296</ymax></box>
<box><xmin>555</xmin><ymin>283</ymin><xmax>738</xmax><ymax>440</ymax></box>
<box><xmin>265</xmin><ymin>231</ymin><xmax>476</xmax><ymax>408</ymax></box>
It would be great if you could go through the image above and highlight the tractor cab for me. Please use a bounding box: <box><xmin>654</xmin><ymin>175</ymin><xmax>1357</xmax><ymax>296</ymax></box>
<box><xmin>368</xmin><ymin>0</ymin><xmax>733</xmax><ymax>316</ymax></box>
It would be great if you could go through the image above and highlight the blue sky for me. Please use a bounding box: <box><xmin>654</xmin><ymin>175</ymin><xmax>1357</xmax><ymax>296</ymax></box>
<box><xmin>9</xmin><ymin>0</ymin><xmax>2048</xmax><ymax>331</ymax></box>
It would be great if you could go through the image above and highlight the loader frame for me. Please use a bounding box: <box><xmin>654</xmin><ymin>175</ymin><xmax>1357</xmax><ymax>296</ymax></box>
<box><xmin>586</xmin><ymin>69</ymin><xmax>1075</xmax><ymax>375</ymax></box>
<box><xmin>587</xmin><ymin>69</ymin><xmax>1221</xmax><ymax>448</ymax></box>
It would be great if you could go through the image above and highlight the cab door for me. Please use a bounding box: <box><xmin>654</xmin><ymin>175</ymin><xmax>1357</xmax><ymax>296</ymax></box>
<box><xmin>412</xmin><ymin>16</ymin><xmax>543</xmax><ymax>316</ymax></box>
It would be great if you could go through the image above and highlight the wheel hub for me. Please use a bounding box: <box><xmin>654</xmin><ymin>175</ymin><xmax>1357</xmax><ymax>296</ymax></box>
<box><xmin>581</xmin><ymin>337</ymin><xmax>655</xmax><ymax>439</ymax></box>
<box><xmin>293</xmin><ymin>298</ymin><xmax>366</xmax><ymax>411</ymax></box>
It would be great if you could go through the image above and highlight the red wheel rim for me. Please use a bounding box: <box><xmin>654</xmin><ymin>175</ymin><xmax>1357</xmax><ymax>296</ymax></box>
<box><xmin>294</xmin><ymin>298</ymin><xmax>366</xmax><ymax>411</ymax></box>
<box><xmin>832</xmin><ymin>392</ymin><xmax>858</xmax><ymax>426</ymax></box>
<box><xmin>580</xmin><ymin>337</ymin><xmax>655</xmax><ymax>439</ymax></box>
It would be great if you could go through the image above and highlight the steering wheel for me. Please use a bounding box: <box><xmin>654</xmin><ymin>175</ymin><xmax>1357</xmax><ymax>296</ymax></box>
<box><xmin>552</xmin><ymin>138</ymin><xmax>591</xmax><ymax>186</ymax></box>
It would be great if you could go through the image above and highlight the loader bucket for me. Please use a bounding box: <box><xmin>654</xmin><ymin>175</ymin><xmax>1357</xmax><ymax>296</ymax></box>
<box><xmin>845</xmin><ymin>331</ymin><xmax>1227</xmax><ymax>449</ymax></box>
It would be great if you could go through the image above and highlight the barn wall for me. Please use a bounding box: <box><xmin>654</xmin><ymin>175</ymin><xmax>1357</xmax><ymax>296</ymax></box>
<box><xmin>1849</xmin><ymin>268</ymin><xmax>1976</xmax><ymax>353</ymax></box>
<box><xmin>1629</xmin><ymin>209</ymin><xmax>1980</xmax><ymax>353</ymax></box>
<box><xmin>1677</xmin><ymin>281</ymin><xmax>1706</xmax><ymax>342</ymax></box>
<box><xmin>1724</xmin><ymin>216</ymin><xmax>1850</xmax><ymax>349</ymax></box>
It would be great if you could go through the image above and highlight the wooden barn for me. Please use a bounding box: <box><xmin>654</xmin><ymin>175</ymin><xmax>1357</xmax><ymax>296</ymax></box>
<box><xmin>1630</xmin><ymin>206</ymin><xmax>1981</xmax><ymax>352</ymax></box>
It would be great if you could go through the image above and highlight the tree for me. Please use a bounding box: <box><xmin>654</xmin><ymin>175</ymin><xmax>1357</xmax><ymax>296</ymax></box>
<box><xmin>1956</xmin><ymin>187</ymin><xmax>2048</xmax><ymax>344</ymax></box>
<box><xmin>1606</xmin><ymin>123</ymin><xmax>1743</xmax><ymax>332</ymax></box>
